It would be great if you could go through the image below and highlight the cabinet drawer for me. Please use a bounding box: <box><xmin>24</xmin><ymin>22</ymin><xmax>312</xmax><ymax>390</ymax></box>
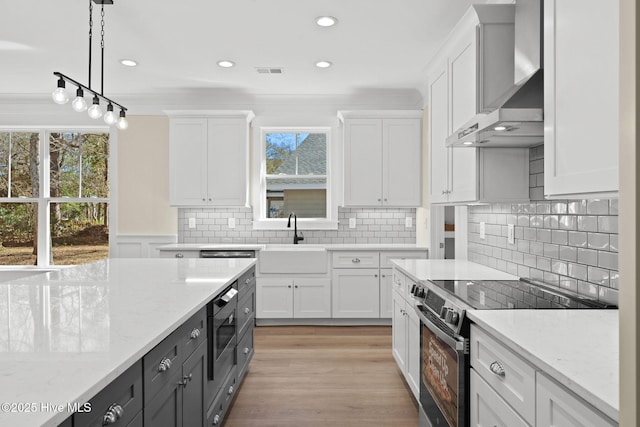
<box><xmin>470</xmin><ymin>369</ymin><xmax>529</xmax><ymax>427</ymax></box>
<box><xmin>237</xmin><ymin>267</ymin><xmax>255</xmax><ymax>297</ymax></box>
<box><xmin>74</xmin><ymin>361</ymin><xmax>143</xmax><ymax>427</ymax></box>
<box><xmin>180</xmin><ymin>306</ymin><xmax>207</xmax><ymax>359</ymax></box>
<box><xmin>380</xmin><ymin>250</ymin><xmax>427</xmax><ymax>268</ymax></box>
<box><xmin>392</xmin><ymin>269</ymin><xmax>407</xmax><ymax>299</ymax></box>
<box><xmin>237</xmin><ymin>284</ymin><xmax>255</xmax><ymax>337</ymax></box>
<box><xmin>144</xmin><ymin>329</ymin><xmax>183</xmax><ymax>404</ymax></box>
<box><xmin>237</xmin><ymin>325</ymin><xmax>254</xmax><ymax>380</ymax></box>
<box><xmin>332</xmin><ymin>251</ymin><xmax>379</xmax><ymax>268</ymax></box>
<box><xmin>159</xmin><ymin>250</ymin><xmax>199</xmax><ymax>259</ymax></box>
<box><xmin>206</xmin><ymin>367</ymin><xmax>238</xmax><ymax>427</ymax></box>
<box><xmin>470</xmin><ymin>325</ymin><xmax>535</xmax><ymax>425</ymax></box>
<box><xmin>536</xmin><ymin>372</ymin><xmax>616</xmax><ymax>427</ymax></box>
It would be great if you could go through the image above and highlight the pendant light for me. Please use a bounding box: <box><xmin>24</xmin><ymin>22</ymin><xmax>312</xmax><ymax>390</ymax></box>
<box><xmin>52</xmin><ymin>0</ymin><xmax>128</xmax><ymax>128</ymax></box>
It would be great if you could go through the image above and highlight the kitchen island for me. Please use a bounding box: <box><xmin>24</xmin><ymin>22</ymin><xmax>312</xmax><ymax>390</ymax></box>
<box><xmin>0</xmin><ymin>258</ymin><xmax>255</xmax><ymax>427</ymax></box>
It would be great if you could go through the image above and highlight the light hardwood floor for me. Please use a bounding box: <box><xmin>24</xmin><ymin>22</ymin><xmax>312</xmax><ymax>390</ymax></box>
<box><xmin>224</xmin><ymin>326</ymin><xmax>419</xmax><ymax>427</ymax></box>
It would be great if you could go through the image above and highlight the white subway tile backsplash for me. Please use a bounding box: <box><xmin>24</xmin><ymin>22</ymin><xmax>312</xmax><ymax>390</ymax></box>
<box><xmin>568</xmin><ymin>231</ymin><xmax>588</xmax><ymax>248</ymax></box>
<box><xmin>558</xmin><ymin>215</ymin><xmax>577</xmax><ymax>230</ymax></box>
<box><xmin>577</xmin><ymin>216</ymin><xmax>598</xmax><ymax>232</ymax></box>
<box><xmin>577</xmin><ymin>248</ymin><xmax>598</xmax><ymax>266</ymax></box>
<box><xmin>587</xmin><ymin>267</ymin><xmax>610</xmax><ymax>287</ymax></box>
<box><xmin>597</xmin><ymin>216</ymin><xmax>618</xmax><ymax>233</ymax></box>
<box><xmin>587</xmin><ymin>199</ymin><xmax>609</xmax><ymax>215</ymax></box>
<box><xmin>568</xmin><ymin>200</ymin><xmax>588</xmax><ymax>214</ymax></box>
<box><xmin>598</xmin><ymin>251</ymin><xmax>618</xmax><ymax>270</ymax></box>
<box><xmin>587</xmin><ymin>233</ymin><xmax>610</xmax><ymax>251</ymax></box>
<box><xmin>551</xmin><ymin>230</ymin><xmax>568</xmax><ymax>245</ymax></box>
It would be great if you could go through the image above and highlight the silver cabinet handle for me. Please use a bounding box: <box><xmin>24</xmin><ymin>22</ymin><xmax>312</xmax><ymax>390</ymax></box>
<box><xmin>228</xmin><ymin>385</ymin><xmax>234</xmax><ymax>395</ymax></box>
<box><xmin>175</xmin><ymin>253</ymin><xmax>184</xmax><ymax>258</ymax></box>
<box><xmin>213</xmin><ymin>414</ymin><xmax>221</xmax><ymax>425</ymax></box>
<box><xmin>190</xmin><ymin>328</ymin><xmax>200</xmax><ymax>339</ymax></box>
<box><xmin>103</xmin><ymin>403</ymin><xmax>123</xmax><ymax>425</ymax></box>
<box><xmin>244</xmin><ymin>347</ymin><xmax>249</xmax><ymax>354</ymax></box>
<box><xmin>158</xmin><ymin>357</ymin><xmax>172</xmax><ymax>372</ymax></box>
<box><xmin>245</xmin><ymin>278</ymin><xmax>251</xmax><ymax>285</ymax></box>
<box><xmin>352</xmin><ymin>258</ymin><xmax>361</xmax><ymax>263</ymax></box>
<box><xmin>244</xmin><ymin>307</ymin><xmax>250</xmax><ymax>314</ymax></box>
<box><xmin>228</xmin><ymin>314</ymin><xmax>234</xmax><ymax>324</ymax></box>
<box><xmin>489</xmin><ymin>361</ymin><xmax>506</xmax><ymax>377</ymax></box>
<box><xmin>178</xmin><ymin>373</ymin><xmax>193</xmax><ymax>387</ymax></box>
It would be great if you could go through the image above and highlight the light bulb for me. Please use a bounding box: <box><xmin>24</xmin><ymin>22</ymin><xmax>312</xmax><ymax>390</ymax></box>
<box><xmin>87</xmin><ymin>96</ymin><xmax>102</xmax><ymax>119</ymax></box>
<box><xmin>104</xmin><ymin>103</ymin><xmax>117</xmax><ymax>125</ymax></box>
<box><xmin>52</xmin><ymin>78</ymin><xmax>69</xmax><ymax>104</ymax></box>
<box><xmin>71</xmin><ymin>88</ymin><xmax>87</xmax><ymax>112</ymax></box>
<box><xmin>116</xmin><ymin>109</ymin><xmax>128</xmax><ymax>130</ymax></box>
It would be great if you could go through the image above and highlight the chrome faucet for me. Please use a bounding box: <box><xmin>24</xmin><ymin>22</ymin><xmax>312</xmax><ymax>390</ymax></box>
<box><xmin>287</xmin><ymin>212</ymin><xmax>304</xmax><ymax>244</ymax></box>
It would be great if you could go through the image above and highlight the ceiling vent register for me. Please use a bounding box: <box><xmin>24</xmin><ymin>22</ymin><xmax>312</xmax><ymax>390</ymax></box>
<box><xmin>256</xmin><ymin>68</ymin><xmax>284</xmax><ymax>74</ymax></box>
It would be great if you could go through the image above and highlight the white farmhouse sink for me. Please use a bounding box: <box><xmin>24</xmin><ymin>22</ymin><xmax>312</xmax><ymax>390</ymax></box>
<box><xmin>259</xmin><ymin>245</ymin><xmax>328</xmax><ymax>274</ymax></box>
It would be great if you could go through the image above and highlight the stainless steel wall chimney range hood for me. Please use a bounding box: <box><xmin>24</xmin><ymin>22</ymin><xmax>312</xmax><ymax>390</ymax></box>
<box><xmin>447</xmin><ymin>0</ymin><xmax>543</xmax><ymax>148</ymax></box>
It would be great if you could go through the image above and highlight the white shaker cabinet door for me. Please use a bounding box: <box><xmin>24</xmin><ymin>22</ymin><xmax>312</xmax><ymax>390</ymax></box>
<box><xmin>383</xmin><ymin>119</ymin><xmax>421</xmax><ymax>206</ymax></box>
<box><xmin>207</xmin><ymin>118</ymin><xmax>248</xmax><ymax>206</ymax></box>
<box><xmin>293</xmin><ymin>278</ymin><xmax>331</xmax><ymax>319</ymax></box>
<box><xmin>470</xmin><ymin>369</ymin><xmax>529</xmax><ymax>427</ymax></box>
<box><xmin>343</xmin><ymin>119</ymin><xmax>383</xmax><ymax>206</ymax></box>
<box><xmin>391</xmin><ymin>290</ymin><xmax>407</xmax><ymax>372</ymax></box>
<box><xmin>169</xmin><ymin>118</ymin><xmax>208</xmax><ymax>206</ymax></box>
<box><xmin>544</xmin><ymin>0</ymin><xmax>619</xmax><ymax>197</ymax></box>
<box><xmin>332</xmin><ymin>269</ymin><xmax>380</xmax><ymax>318</ymax></box>
<box><xmin>379</xmin><ymin>269</ymin><xmax>393</xmax><ymax>318</ymax></box>
<box><xmin>428</xmin><ymin>63</ymin><xmax>450</xmax><ymax>204</ymax></box>
<box><xmin>256</xmin><ymin>278</ymin><xmax>294</xmax><ymax>319</ymax></box>
<box><xmin>406</xmin><ymin>306</ymin><xmax>421</xmax><ymax>400</ymax></box>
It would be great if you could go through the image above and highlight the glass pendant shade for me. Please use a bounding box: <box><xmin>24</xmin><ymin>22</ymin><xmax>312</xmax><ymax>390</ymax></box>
<box><xmin>71</xmin><ymin>88</ymin><xmax>88</xmax><ymax>112</ymax></box>
<box><xmin>103</xmin><ymin>103</ymin><xmax>117</xmax><ymax>125</ymax></box>
<box><xmin>52</xmin><ymin>78</ymin><xmax>69</xmax><ymax>104</ymax></box>
<box><xmin>116</xmin><ymin>110</ymin><xmax>128</xmax><ymax>130</ymax></box>
<box><xmin>87</xmin><ymin>96</ymin><xmax>102</xmax><ymax>119</ymax></box>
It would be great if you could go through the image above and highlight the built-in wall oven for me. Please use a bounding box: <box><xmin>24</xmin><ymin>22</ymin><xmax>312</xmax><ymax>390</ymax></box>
<box><xmin>207</xmin><ymin>281</ymin><xmax>238</xmax><ymax>399</ymax></box>
<box><xmin>411</xmin><ymin>278</ymin><xmax>615</xmax><ymax>427</ymax></box>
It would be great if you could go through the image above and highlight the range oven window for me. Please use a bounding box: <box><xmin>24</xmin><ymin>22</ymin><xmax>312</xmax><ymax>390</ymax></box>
<box><xmin>215</xmin><ymin>309</ymin><xmax>236</xmax><ymax>359</ymax></box>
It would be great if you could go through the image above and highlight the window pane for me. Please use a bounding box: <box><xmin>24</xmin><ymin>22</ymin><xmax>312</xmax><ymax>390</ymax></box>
<box><xmin>0</xmin><ymin>132</ymin><xmax>40</xmax><ymax>198</ymax></box>
<box><xmin>266</xmin><ymin>177</ymin><xmax>326</xmax><ymax>218</ymax></box>
<box><xmin>50</xmin><ymin>202</ymin><xmax>109</xmax><ymax>265</ymax></box>
<box><xmin>0</xmin><ymin>203</ymin><xmax>37</xmax><ymax>266</ymax></box>
<box><xmin>50</xmin><ymin>132</ymin><xmax>109</xmax><ymax>198</ymax></box>
<box><xmin>266</xmin><ymin>133</ymin><xmax>326</xmax><ymax>175</ymax></box>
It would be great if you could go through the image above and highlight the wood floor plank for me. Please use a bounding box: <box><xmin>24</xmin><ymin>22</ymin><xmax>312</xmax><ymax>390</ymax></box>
<box><xmin>224</xmin><ymin>326</ymin><xmax>418</xmax><ymax>427</ymax></box>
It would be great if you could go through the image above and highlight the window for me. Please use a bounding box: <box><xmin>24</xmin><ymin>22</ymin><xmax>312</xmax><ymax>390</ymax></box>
<box><xmin>0</xmin><ymin>129</ymin><xmax>110</xmax><ymax>267</ymax></box>
<box><xmin>253</xmin><ymin>127</ymin><xmax>336</xmax><ymax>229</ymax></box>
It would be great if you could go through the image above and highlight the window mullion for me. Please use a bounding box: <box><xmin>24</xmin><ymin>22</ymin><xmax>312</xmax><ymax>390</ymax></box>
<box><xmin>38</xmin><ymin>130</ymin><xmax>51</xmax><ymax>267</ymax></box>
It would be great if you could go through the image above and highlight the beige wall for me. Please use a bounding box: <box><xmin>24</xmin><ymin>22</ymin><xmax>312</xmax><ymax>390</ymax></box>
<box><xmin>116</xmin><ymin>116</ymin><xmax>177</xmax><ymax>235</ymax></box>
<box><xmin>619</xmin><ymin>0</ymin><xmax>638</xmax><ymax>425</ymax></box>
<box><xmin>416</xmin><ymin>107</ymin><xmax>430</xmax><ymax>245</ymax></box>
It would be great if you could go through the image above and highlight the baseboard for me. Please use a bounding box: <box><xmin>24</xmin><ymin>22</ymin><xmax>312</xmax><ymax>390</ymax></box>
<box><xmin>255</xmin><ymin>318</ymin><xmax>392</xmax><ymax>326</ymax></box>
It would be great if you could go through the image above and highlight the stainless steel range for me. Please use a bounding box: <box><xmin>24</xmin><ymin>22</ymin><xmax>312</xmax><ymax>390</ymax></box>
<box><xmin>411</xmin><ymin>278</ymin><xmax>615</xmax><ymax>427</ymax></box>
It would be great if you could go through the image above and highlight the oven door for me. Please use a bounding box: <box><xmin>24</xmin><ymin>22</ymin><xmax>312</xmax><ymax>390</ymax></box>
<box><xmin>416</xmin><ymin>307</ymin><xmax>468</xmax><ymax>427</ymax></box>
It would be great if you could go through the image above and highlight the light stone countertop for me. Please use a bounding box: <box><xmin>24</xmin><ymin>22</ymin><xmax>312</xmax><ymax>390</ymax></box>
<box><xmin>157</xmin><ymin>243</ymin><xmax>429</xmax><ymax>252</ymax></box>
<box><xmin>0</xmin><ymin>258</ymin><xmax>255</xmax><ymax>427</ymax></box>
<box><xmin>467</xmin><ymin>310</ymin><xmax>619</xmax><ymax>422</ymax></box>
<box><xmin>390</xmin><ymin>259</ymin><xmax>618</xmax><ymax>422</ymax></box>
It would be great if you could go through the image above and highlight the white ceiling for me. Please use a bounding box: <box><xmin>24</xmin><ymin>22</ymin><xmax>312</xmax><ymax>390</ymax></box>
<box><xmin>2</xmin><ymin>0</ymin><xmax>496</xmax><ymax>98</ymax></box>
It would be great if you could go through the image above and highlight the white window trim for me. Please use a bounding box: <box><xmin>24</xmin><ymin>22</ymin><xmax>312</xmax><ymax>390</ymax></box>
<box><xmin>0</xmin><ymin>126</ymin><xmax>113</xmax><ymax>268</ymax></box>
<box><xmin>251</xmin><ymin>126</ymin><xmax>338</xmax><ymax>230</ymax></box>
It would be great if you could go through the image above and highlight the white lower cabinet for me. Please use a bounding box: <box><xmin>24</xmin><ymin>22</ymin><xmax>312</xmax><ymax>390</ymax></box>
<box><xmin>332</xmin><ymin>269</ymin><xmax>380</xmax><ymax>318</ymax></box>
<box><xmin>471</xmin><ymin>324</ymin><xmax>618</xmax><ymax>427</ymax></box>
<box><xmin>379</xmin><ymin>269</ymin><xmax>393</xmax><ymax>318</ymax></box>
<box><xmin>256</xmin><ymin>277</ymin><xmax>331</xmax><ymax>319</ymax></box>
<box><xmin>391</xmin><ymin>283</ymin><xmax>420</xmax><ymax>400</ymax></box>
<box><xmin>536</xmin><ymin>373</ymin><xmax>616</xmax><ymax>427</ymax></box>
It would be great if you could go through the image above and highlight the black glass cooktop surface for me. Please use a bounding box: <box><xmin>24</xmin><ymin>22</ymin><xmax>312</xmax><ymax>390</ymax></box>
<box><xmin>425</xmin><ymin>279</ymin><xmax>614</xmax><ymax>310</ymax></box>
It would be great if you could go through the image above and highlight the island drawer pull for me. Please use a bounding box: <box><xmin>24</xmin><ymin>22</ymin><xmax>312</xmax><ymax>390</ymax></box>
<box><xmin>190</xmin><ymin>328</ymin><xmax>201</xmax><ymax>339</ymax></box>
<box><xmin>244</xmin><ymin>307</ymin><xmax>250</xmax><ymax>314</ymax></box>
<box><xmin>158</xmin><ymin>357</ymin><xmax>172</xmax><ymax>372</ymax></box>
<box><xmin>489</xmin><ymin>361</ymin><xmax>506</xmax><ymax>377</ymax></box>
<box><xmin>102</xmin><ymin>403</ymin><xmax>123</xmax><ymax>425</ymax></box>
<box><xmin>244</xmin><ymin>347</ymin><xmax>250</xmax><ymax>354</ymax></box>
<box><xmin>352</xmin><ymin>258</ymin><xmax>361</xmax><ymax>263</ymax></box>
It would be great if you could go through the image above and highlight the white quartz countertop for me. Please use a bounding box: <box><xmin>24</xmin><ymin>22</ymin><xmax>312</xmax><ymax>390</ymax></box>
<box><xmin>158</xmin><ymin>243</ymin><xmax>429</xmax><ymax>252</ymax></box>
<box><xmin>391</xmin><ymin>259</ymin><xmax>519</xmax><ymax>281</ymax></box>
<box><xmin>468</xmin><ymin>310</ymin><xmax>619</xmax><ymax>422</ymax></box>
<box><xmin>0</xmin><ymin>258</ymin><xmax>255</xmax><ymax>427</ymax></box>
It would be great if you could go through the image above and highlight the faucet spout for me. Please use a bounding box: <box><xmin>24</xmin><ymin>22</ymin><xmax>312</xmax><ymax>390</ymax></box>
<box><xmin>286</xmin><ymin>212</ymin><xmax>304</xmax><ymax>244</ymax></box>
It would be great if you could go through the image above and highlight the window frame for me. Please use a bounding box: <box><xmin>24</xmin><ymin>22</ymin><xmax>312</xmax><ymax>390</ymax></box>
<box><xmin>0</xmin><ymin>126</ymin><xmax>112</xmax><ymax>268</ymax></box>
<box><xmin>252</xmin><ymin>126</ymin><xmax>338</xmax><ymax>230</ymax></box>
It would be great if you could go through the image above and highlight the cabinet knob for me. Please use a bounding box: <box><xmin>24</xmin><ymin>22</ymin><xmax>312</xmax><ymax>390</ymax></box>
<box><xmin>179</xmin><ymin>373</ymin><xmax>193</xmax><ymax>387</ymax></box>
<box><xmin>288</xmin><ymin>285</ymin><xmax>292</xmax><ymax>288</ymax></box>
<box><xmin>175</xmin><ymin>253</ymin><xmax>184</xmax><ymax>258</ymax></box>
<box><xmin>384</xmin><ymin>198</ymin><xmax>388</xmax><ymax>202</ymax></box>
<box><xmin>352</xmin><ymin>258</ymin><xmax>361</xmax><ymax>264</ymax></box>
<box><xmin>244</xmin><ymin>347</ymin><xmax>250</xmax><ymax>354</ymax></box>
<box><xmin>158</xmin><ymin>357</ymin><xmax>172</xmax><ymax>372</ymax></box>
<box><xmin>378</xmin><ymin>198</ymin><xmax>382</xmax><ymax>202</ymax></box>
<box><xmin>374</xmin><ymin>274</ymin><xmax>378</xmax><ymax>278</ymax></box>
<box><xmin>382</xmin><ymin>274</ymin><xmax>386</xmax><ymax>278</ymax></box>
<box><xmin>489</xmin><ymin>361</ymin><xmax>506</xmax><ymax>377</ymax></box>
<box><xmin>228</xmin><ymin>385</ymin><xmax>234</xmax><ymax>395</ymax></box>
<box><xmin>102</xmin><ymin>403</ymin><xmax>123</xmax><ymax>425</ymax></box>
<box><xmin>244</xmin><ymin>307</ymin><xmax>250</xmax><ymax>314</ymax></box>
<box><xmin>190</xmin><ymin>328</ymin><xmax>200</xmax><ymax>339</ymax></box>
<box><xmin>245</xmin><ymin>278</ymin><xmax>251</xmax><ymax>285</ymax></box>
<box><xmin>208</xmin><ymin>198</ymin><xmax>212</xmax><ymax>202</ymax></box>
<box><xmin>202</xmin><ymin>198</ymin><xmax>206</xmax><ymax>202</ymax></box>
<box><xmin>213</xmin><ymin>414</ymin><xmax>221</xmax><ymax>425</ymax></box>
<box><xmin>294</xmin><ymin>285</ymin><xmax>298</xmax><ymax>288</ymax></box>
<box><xmin>442</xmin><ymin>190</ymin><xmax>446</xmax><ymax>195</ymax></box>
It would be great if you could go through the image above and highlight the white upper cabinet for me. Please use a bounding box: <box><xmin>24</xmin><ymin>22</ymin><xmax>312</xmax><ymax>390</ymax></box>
<box><xmin>168</xmin><ymin>111</ymin><xmax>254</xmax><ymax>206</ymax></box>
<box><xmin>543</xmin><ymin>0</ymin><xmax>619</xmax><ymax>198</ymax></box>
<box><xmin>340</xmin><ymin>111</ymin><xmax>422</xmax><ymax>207</ymax></box>
<box><xmin>427</xmin><ymin>7</ymin><xmax>529</xmax><ymax>205</ymax></box>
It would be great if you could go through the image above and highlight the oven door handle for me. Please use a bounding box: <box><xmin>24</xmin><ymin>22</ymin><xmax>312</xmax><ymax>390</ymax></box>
<box><xmin>415</xmin><ymin>306</ymin><xmax>466</xmax><ymax>352</ymax></box>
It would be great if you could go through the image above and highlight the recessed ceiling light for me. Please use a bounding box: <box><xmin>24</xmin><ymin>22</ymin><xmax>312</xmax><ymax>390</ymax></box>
<box><xmin>316</xmin><ymin>16</ymin><xmax>338</xmax><ymax>27</ymax></box>
<box><xmin>315</xmin><ymin>61</ymin><xmax>332</xmax><ymax>68</ymax></box>
<box><xmin>217</xmin><ymin>60</ymin><xmax>235</xmax><ymax>68</ymax></box>
<box><xmin>120</xmin><ymin>59</ymin><xmax>137</xmax><ymax>67</ymax></box>
<box><xmin>463</xmin><ymin>141</ymin><xmax>474</xmax><ymax>145</ymax></box>
<box><xmin>494</xmin><ymin>125</ymin><xmax>507</xmax><ymax>131</ymax></box>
